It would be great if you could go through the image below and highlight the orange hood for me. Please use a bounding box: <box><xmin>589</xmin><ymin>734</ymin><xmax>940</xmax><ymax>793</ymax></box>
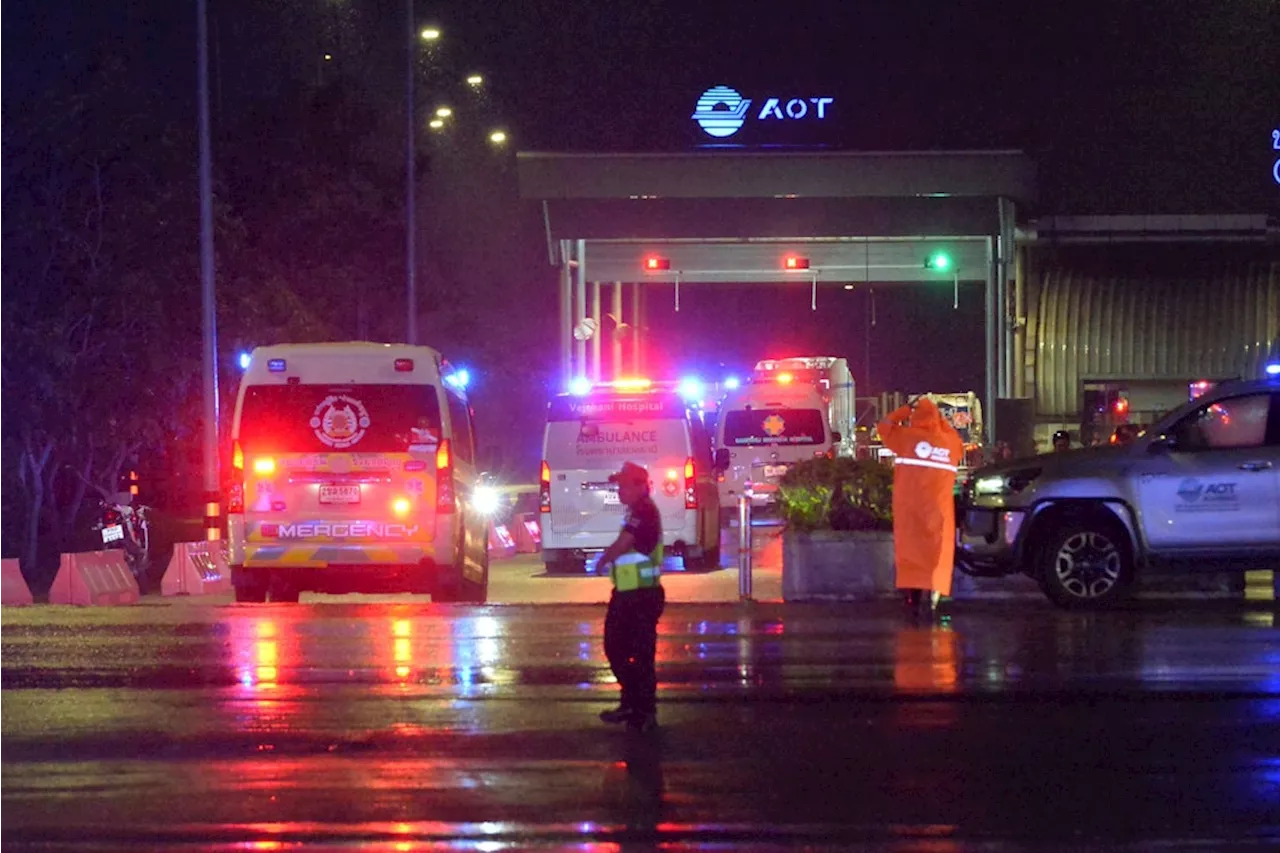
<box><xmin>910</xmin><ymin>398</ymin><xmax>943</xmax><ymax>431</ymax></box>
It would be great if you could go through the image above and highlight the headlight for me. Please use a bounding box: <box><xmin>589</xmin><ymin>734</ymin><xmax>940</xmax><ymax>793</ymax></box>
<box><xmin>473</xmin><ymin>485</ymin><xmax>503</xmax><ymax>516</ymax></box>
<box><xmin>973</xmin><ymin>468</ymin><xmax>1041</xmax><ymax>496</ymax></box>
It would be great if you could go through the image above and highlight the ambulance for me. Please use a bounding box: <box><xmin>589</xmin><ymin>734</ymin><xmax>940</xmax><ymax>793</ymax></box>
<box><xmin>227</xmin><ymin>343</ymin><xmax>489</xmax><ymax>603</ymax></box>
<box><xmin>714</xmin><ymin>373</ymin><xmax>839</xmax><ymax>522</ymax></box>
<box><xmin>540</xmin><ymin>379</ymin><xmax>722</xmax><ymax>572</ymax></box>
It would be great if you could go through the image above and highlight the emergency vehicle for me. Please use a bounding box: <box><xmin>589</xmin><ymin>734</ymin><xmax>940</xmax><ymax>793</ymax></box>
<box><xmin>752</xmin><ymin>356</ymin><xmax>856</xmax><ymax>456</ymax></box>
<box><xmin>540</xmin><ymin>379</ymin><xmax>721</xmax><ymax>572</ymax></box>
<box><xmin>714</xmin><ymin>374</ymin><xmax>839</xmax><ymax>521</ymax></box>
<box><xmin>227</xmin><ymin>343</ymin><xmax>489</xmax><ymax>603</ymax></box>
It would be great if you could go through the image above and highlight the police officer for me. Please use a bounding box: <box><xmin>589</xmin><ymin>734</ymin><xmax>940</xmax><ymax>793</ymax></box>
<box><xmin>597</xmin><ymin>461</ymin><xmax>665</xmax><ymax>732</ymax></box>
<box><xmin>1052</xmin><ymin>430</ymin><xmax>1072</xmax><ymax>452</ymax></box>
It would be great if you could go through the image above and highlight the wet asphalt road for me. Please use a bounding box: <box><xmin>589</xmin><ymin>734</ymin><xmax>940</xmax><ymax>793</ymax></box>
<box><xmin>3</xmin><ymin>592</ymin><xmax>1279</xmax><ymax>853</ymax></box>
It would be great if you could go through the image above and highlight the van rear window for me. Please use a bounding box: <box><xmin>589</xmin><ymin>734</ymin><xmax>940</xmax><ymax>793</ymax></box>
<box><xmin>723</xmin><ymin>408</ymin><xmax>825</xmax><ymax>446</ymax></box>
<box><xmin>239</xmin><ymin>384</ymin><xmax>441</xmax><ymax>453</ymax></box>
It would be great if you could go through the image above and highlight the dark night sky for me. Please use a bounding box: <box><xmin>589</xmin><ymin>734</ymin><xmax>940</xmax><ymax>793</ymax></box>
<box><xmin>4</xmin><ymin>0</ymin><xmax>1278</xmax><ymax>411</ymax></box>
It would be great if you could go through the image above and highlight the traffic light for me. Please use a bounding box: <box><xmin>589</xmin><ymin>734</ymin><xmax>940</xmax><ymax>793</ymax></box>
<box><xmin>783</xmin><ymin>255</ymin><xmax>810</xmax><ymax>271</ymax></box>
<box><xmin>643</xmin><ymin>256</ymin><xmax>670</xmax><ymax>271</ymax></box>
<box><xmin>924</xmin><ymin>251</ymin><xmax>952</xmax><ymax>271</ymax></box>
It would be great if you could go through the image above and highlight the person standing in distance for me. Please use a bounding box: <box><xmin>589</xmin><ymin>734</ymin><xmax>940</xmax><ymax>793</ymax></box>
<box><xmin>597</xmin><ymin>461</ymin><xmax>665</xmax><ymax>732</ymax></box>
<box><xmin>878</xmin><ymin>398</ymin><xmax>964</xmax><ymax>619</ymax></box>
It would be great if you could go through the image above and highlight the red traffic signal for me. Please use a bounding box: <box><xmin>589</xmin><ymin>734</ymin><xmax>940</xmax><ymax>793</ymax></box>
<box><xmin>784</xmin><ymin>255</ymin><xmax>810</xmax><ymax>270</ymax></box>
<box><xmin>643</xmin><ymin>256</ymin><xmax>670</xmax><ymax>271</ymax></box>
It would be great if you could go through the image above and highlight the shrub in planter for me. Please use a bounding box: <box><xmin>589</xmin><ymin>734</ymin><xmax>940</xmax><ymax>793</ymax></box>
<box><xmin>777</xmin><ymin>458</ymin><xmax>893</xmax><ymax>532</ymax></box>
<box><xmin>778</xmin><ymin>458</ymin><xmax>895</xmax><ymax>601</ymax></box>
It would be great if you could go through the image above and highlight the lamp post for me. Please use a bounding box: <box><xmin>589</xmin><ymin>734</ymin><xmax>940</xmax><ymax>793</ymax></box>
<box><xmin>197</xmin><ymin>0</ymin><xmax>221</xmax><ymax>541</ymax></box>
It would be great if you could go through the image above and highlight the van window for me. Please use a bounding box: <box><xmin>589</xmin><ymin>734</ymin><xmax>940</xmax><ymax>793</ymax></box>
<box><xmin>239</xmin><ymin>384</ymin><xmax>441</xmax><ymax>453</ymax></box>
<box><xmin>446</xmin><ymin>390</ymin><xmax>475</xmax><ymax>462</ymax></box>
<box><xmin>723</xmin><ymin>408</ymin><xmax>826</xmax><ymax>447</ymax></box>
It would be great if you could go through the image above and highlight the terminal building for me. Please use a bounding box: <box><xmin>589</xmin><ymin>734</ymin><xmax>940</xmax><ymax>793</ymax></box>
<box><xmin>518</xmin><ymin>146</ymin><xmax>1279</xmax><ymax>452</ymax></box>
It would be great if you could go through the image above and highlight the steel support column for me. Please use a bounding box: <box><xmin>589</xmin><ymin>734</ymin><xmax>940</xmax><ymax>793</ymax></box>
<box><xmin>574</xmin><ymin>239</ymin><xmax>587</xmax><ymax>375</ymax></box>
<box><xmin>590</xmin><ymin>280</ymin><xmax>602</xmax><ymax>381</ymax></box>
<box><xmin>631</xmin><ymin>282</ymin><xmax>642</xmax><ymax>374</ymax></box>
<box><xmin>984</xmin><ymin>236</ymin><xmax>998</xmax><ymax>444</ymax></box>
<box><xmin>998</xmin><ymin>197</ymin><xmax>1017</xmax><ymax>399</ymax></box>
<box><xmin>559</xmin><ymin>240</ymin><xmax>573</xmax><ymax>385</ymax></box>
<box><xmin>611</xmin><ymin>281</ymin><xmax>623</xmax><ymax>379</ymax></box>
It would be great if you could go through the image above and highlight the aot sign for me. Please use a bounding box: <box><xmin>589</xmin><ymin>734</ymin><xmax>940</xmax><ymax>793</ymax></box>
<box><xmin>692</xmin><ymin>85</ymin><xmax>834</xmax><ymax>139</ymax></box>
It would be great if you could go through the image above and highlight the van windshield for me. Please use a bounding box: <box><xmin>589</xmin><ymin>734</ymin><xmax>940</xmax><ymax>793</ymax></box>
<box><xmin>239</xmin><ymin>384</ymin><xmax>442</xmax><ymax>453</ymax></box>
<box><xmin>723</xmin><ymin>408</ymin><xmax>826</xmax><ymax>447</ymax></box>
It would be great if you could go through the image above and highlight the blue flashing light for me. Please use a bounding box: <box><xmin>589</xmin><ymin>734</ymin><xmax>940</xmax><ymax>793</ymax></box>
<box><xmin>724</xmin><ymin>376</ymin><xmax>741</xmax><ymax>390</ymax></box>
<box><xmin>1266</xmin><ymin>362</ymin><xmax>1280</xmax><ymax>377</ymax></box>
<box><xmin>678</xmin><ymin>377</ymin><xmax>705</xmax><ymax>401</ymax></box>
<box><xmin>267</xmin><ymin>358</ymin><xmax>287</xmax><ymax>373</ymax></box>
<box><xmin>237</xmin><ymin>352</ymin><xmax>251</xmax><ymax>370</ymax></box>
<box><xmin>445</xmin><ymin>368</ymin><xmax>471</xmax><ymax>390</ymax></box>
<box><xmin>569</xmin><ymin>377</ymin><xmax>592</xmax><ymax>396</ymax></box>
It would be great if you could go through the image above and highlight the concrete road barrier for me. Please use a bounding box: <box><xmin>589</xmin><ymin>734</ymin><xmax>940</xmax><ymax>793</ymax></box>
<box><xmin>488</xmin><ymin>524</ymin><xmax>517</xmax><ymax>559</ymax></box>
<box><xmin>1</xmin><ymin>558</ymin><xmax>34</xmax><ymax>606</ymax></box>
<box><xmin>49</xmin><ymin>551</ymin><xmax>139</xmax><ymax>606</ymax></box>
<box><xmin>513</xmin><ymin>513</ymin><xmax>541</xmax><ymax>554</ymax></box>
<box><xmin>161</xmin><ymin>541</ymin><xmax>232</xmax><ymax>596</ymax></box>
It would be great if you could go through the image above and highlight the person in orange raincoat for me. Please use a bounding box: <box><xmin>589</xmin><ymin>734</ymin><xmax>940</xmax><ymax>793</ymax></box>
<box><xmin>877</xmin><ymin>398</ymin><xmax>964</xmax><ymax>617</ymax></box>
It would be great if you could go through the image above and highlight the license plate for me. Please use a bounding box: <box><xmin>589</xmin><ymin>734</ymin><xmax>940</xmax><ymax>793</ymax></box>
<box><xmin>601</xmin><ymin>490</ymin><xmax>620</xmax><ymax>505</ymax></box>
<box><xmin>764</xmin><ymin>465</ymin><xmax>788</xmax><ymax>478</ymax></box>
<box><xmin>101</xmin><ymin>524</ymin><xmax>125</xmax><ymax>544</ymax></box>
<box><xmin>319</xmin><ymin>484</ymin><xmax>361</xmax><ymax>504</ymax></box>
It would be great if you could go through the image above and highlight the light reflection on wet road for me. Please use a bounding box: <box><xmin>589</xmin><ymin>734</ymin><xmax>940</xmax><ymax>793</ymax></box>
<box><xmin>2</xmin><ymin>600</ymin><xmax>1278</xmax><ymax>851</ymax></box>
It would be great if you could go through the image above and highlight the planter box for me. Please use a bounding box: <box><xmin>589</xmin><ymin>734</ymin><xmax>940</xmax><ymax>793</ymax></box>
<box><xmin>782</xmin><ymin>530</ymin><xmax>895</xmax><ymax>602</ymax></box>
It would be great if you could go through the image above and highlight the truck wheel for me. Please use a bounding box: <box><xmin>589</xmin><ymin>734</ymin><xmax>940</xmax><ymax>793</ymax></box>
<box><xmin>233</xmin><ymin>567</ymin><xmax>268</xmax><ymax>603</ymax></box>
<box><xmin>1038</xmin><ymin>522</ymin><xmax>1134</xmax><ymax>610</ymax></box>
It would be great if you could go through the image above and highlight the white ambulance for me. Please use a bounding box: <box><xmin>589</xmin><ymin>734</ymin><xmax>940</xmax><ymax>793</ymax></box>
<box><xmin>539</xmin><ymin>380</ymin><xmax>721</xmax><ymax>572</ymax></box>
<box><xmin>714</xmin><ymin>377</ymin><xmax>838</xmax><ymax>522</ymax></box>
<box><xmin>227</xmin><ymin>343</ymin><xmax>489</xmax><ymax>603</ymax></box>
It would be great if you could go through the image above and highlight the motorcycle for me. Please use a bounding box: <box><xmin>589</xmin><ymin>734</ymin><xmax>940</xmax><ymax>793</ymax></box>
<box><xmin>93</xmin><ymin>498</ymin><xmax>151</xmax><ymax>584</ymax></box>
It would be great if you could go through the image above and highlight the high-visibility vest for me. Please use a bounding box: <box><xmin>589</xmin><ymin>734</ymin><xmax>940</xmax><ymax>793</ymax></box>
<box><xmin>610</xmin><ymin>544</ymin><xmax>663</xmax><ymax>592</ymax></box>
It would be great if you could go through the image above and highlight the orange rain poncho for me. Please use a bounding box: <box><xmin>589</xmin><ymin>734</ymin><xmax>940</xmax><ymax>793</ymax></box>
<box><xmin>877</xmin><ymin>399</ymin><xmax>964</xmax><ymax>596</ymax></box>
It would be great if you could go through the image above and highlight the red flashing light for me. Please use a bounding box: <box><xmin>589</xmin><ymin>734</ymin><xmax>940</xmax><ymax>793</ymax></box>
<box><xmin>1114</xmin><ymin>398</ymin><xmax>1129</xmax><ymax>413</ymax></box>
<box><xmin>539</xmin><ymin>460</ymin><xmax>552</xmax><ymax>514</ymax></box>
<box><xmin>228</xmin><ymin>441</ymin><xmax>245</xmax><ymax>514</ymax></box>
<box><xmin>684</xmin><ymin>456</ymin><xmax>697</xmax><ymax>510</ymax></box>
<box><xmin>394</xmin><ymin>358</ymin><xmax>415</xmax><ymax>372</ymax></box>
<box><xmin>784</xmin><ymin>255</ymin><xmax>810</xmax><ymax>271</ymax></box>
<box><xmin>643</xmin><ymin>256</ymin><xmax>670</xmax><ymax>271</ymax></box>
<box><xmin>436</xmin><ymin>439</ymin><xmax>455</xmax><ymax>514</ymax></box>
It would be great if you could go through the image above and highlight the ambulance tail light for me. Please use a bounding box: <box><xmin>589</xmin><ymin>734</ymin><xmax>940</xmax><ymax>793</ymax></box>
<box><xmin>684</xmin><ymin>457</ymin><xmax>697</xmax><ymax>509</ymax></box>
<box><xmin>436</xmin><ymin>439</ymin><xmax>455</xmax><ymax>514</ymax></box>
<box><xmin>539</xmin><ymin>460</ymin><xmax>551</xmax><ymax>513</ymax></box>
<box><xmin>228</xmin><ymin>440</ymin><xmax>245</xmax><ymax>514</ymax></box>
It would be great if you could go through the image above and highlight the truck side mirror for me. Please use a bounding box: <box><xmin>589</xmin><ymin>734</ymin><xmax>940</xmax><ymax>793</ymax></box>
<box><xmin>713</xmin><ymin>448</ymin><xmax>731</xmax><ymax>471</ymax></box>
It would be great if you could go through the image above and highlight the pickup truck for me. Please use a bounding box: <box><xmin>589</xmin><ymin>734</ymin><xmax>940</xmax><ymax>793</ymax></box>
<box><xmin>957</xmin><ymin>377</ymin><xmax>1280</xmax><ymax>609</ymax></box>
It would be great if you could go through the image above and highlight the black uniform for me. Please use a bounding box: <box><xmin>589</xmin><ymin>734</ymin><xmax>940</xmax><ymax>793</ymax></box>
<box><xmin>604</xmin><ymin>493</ymin><xmax>666</xmax><ymax>717</ymax></box>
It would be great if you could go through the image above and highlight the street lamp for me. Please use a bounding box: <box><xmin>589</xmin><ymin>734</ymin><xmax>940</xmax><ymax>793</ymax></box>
<box><xmin>429</xmin><ymin>118</ymin><xmax>444</xmax><ymax>130</ymax></box>
<box><xmin>435</xmin><ymin>106</ymin><xmax>453</xmax><ymax>118</ymax></box>
<box><xmin>420</xmin><ymin>27</ymin><xmax>441</xmax><ymax>41</ymax></box>
<box><xmin>489</xmin><ymin>130</ymin><xmax>508</xmax><ymax>145</ymax></box>
<box><xmin>466</xmin><ymin>74</ymin><xmax>483</xmax><ymax>86</ymax></box>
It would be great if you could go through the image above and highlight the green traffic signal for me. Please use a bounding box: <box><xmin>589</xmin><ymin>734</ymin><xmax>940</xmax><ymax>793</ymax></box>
<box><xmin>925</xmin><ymin>251</ymin><xmax>952</xmax><ymax>271</ymax></box>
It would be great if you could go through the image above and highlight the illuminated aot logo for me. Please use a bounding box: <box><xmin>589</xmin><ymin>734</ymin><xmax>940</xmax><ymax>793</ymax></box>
<box><xmin>692</xmin><ymin>85</ymin><xmax>834</xmax><ymax>139</ymax></box>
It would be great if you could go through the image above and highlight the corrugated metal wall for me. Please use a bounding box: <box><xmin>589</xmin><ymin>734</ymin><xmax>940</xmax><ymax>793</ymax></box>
<box><xmin>1034</xmin><ymin>258</ymin><xmax>1279</xmax><ymax>418</ymax></box>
